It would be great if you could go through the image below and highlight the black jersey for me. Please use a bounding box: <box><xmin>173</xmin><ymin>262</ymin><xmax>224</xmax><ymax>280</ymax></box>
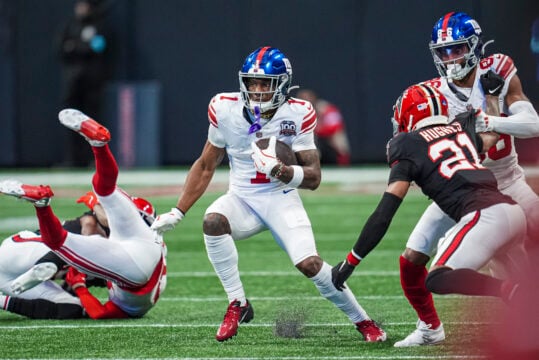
<box><xmin>387</xmin><ymin>111</ymin><xmax>515</xmax><ymax>221</ymax></box>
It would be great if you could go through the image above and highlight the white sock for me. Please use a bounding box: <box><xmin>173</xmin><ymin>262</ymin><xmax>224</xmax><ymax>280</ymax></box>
<box><xmin>204</xmin><ymin>233</ymin><xmax>246</xmax><ymax>305</ymax></box>
<box><xmin>311</xmin><ymin>262</ymin><xmax>369</xmax><ymax>323</ymax></box>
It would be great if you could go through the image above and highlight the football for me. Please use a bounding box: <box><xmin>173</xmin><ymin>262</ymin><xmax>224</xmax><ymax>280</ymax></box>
<box><xmin>256</xmin><ymin>138</ymin><xmax>298</xmax><ymax>165</ymax></box>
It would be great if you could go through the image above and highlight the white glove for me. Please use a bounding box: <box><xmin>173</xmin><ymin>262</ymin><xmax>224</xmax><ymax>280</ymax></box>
<box><xmin>251</xmin><ymin>136</ymin><xmax>279</xmax><ymax>176</ymax></box>
<box><xmin>150</xmin><ymin>207</ymin><xmax>185</xmax><ymax>234</ymax></box>
<box><xmin>474</xmin><ymin>109</ymin><xmax>493</xmax><ymax>133</ymax></box>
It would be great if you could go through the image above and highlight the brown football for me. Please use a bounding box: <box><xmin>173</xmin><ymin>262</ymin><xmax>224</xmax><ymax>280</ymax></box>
<box><xmin>256</xmin><ymin>138</ymin><xmax>298</xmax><ymax>165</ymax></box>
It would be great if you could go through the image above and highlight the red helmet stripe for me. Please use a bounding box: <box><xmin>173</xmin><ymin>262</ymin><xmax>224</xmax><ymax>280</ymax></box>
<box><xmin>441</xmin><ymin>12</ymin><xmax>455</xmax><ymax>33</ymax></box>
<box><xmin>255</xmin><ymin>46</ymin><xmax>271</xmax><ymax>66</ymax></box>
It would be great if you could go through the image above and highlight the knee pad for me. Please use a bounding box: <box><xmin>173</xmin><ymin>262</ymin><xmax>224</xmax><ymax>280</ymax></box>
<box><xmin>203</xmin><ymin>213</ymin><xmax>231</xmax><ymax>235</ymax></box>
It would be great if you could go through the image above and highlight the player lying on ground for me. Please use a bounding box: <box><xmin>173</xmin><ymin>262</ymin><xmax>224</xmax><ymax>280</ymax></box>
<box><xmin>0</xmin><ymin>109</ymin><xmax>166</xmax><ymax>319</ymax></box>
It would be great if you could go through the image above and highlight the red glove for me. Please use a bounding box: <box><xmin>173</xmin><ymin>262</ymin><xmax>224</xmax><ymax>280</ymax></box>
<box><xmin>65</xmin><ymin>267</ymin><xmax>87</xmax><ymax>290</ymax></box>
<box><xmin>76</xmin><ymin>191</ymin><xmax>98</xmax><ymax>210</ymax></box>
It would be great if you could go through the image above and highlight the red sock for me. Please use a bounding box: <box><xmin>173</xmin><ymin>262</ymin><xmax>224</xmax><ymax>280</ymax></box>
<box><xmin>91</xmin><ymin>144</ymin><xmax>118</xmax><ymax>196</ymax></box>
<box><xmin>35</xmin><ymin>206</ymin><xmax>67</xmax><ymax>250</ymax></box>
<box><xmin>399</xmin><ymin>255</ymin><xmax>441</xmax><ymax>329</ymax></box>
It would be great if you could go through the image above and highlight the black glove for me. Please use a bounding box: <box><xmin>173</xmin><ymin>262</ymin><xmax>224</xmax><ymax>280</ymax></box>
<box><xmin>331</xmin><ymin>260</ymin><xmax>356</xmax><ymax>291</ymax></box>
<box><xmin>480</xmin><ymin>70</ymin><xmax>504</xmax><ymax>96</ymax></box>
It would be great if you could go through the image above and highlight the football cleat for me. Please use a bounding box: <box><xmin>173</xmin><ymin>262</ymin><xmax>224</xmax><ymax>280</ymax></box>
<box><xmin>10</xmin><ymin>262</ymin><xmax>58</xmax><ymax>295</ymax></box>
<box><xmin>356</xmin><ymin>319</ymin><xmax>387</xmax><ymax>342</ymax></box>
<box><xmin>58</xmin><ymin>108</ymin><xmax>111</xmax><ymax>146</ymax></box>
<box><xmin>0</xmin><ymin>179</ymin><xmax>53</xmax><ymax>207</ymax></box>
<box><xmin>393</xmin><ymin>320</ymin><xmax>445</xmax><ymax>347</ymax></box>
<box><xmin>215</xmin><ymin>299</ymin><xmax>254</xmax><ymax>342</ymax></box>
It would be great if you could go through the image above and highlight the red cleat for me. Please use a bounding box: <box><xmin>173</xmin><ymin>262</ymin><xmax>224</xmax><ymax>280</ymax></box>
<box><xmin>58</xmin><ymin>108</ymin><xmax>110</xmax><ymax>146</ymax></box>
<box><xmin>356</xmin><ymin>319</ymin><xmax>387</xmax><ymax>342</ymax></box>
<box><xmin>0</xmin><ymin>180</ymin><xmax>53</xmax><ymax>207</ymax></box>
<box><xmin>215</xmin><ymin>299</ymin><xmax>254</xmax><ymax>342</ymax></box>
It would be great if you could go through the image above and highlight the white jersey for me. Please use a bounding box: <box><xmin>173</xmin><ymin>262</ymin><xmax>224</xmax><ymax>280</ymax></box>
<box><xmin>421</xmin><ymin>53</ymin><xmax>520</xmax><ymax>189</ymax></box>
<box><xmin>0</xmin><ymin>231</ymin><xmax>80</xmax><ymax>304</ymax></box>
<box><xmin>207</xmin><ymin>93</ymin><xmax>317</xmax><ymax>195</ymax></box>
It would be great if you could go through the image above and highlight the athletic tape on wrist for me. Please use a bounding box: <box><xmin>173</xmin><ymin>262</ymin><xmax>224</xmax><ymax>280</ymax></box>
<box><xmin>288</xmin><ymin>165</ymin><xmax>304</xmax><ymax>188</ymax></box>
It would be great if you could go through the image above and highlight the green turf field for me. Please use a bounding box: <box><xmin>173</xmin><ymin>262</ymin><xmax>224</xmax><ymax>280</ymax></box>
<box><xmin>0</xmin><ymin>174</ymin><xmax>501</xmax><ymax>359</ymax></box>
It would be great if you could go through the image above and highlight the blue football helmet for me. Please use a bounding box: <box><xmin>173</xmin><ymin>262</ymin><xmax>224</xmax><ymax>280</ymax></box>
<box><xmin>239</xmin><ymin>46</ymin><xmax>293</xmax><ymax>113</ymax></box>
<box><xmin>429</xmin><ymin>12</ymin><xmax>485</xmax><ymax>81</ymax></box>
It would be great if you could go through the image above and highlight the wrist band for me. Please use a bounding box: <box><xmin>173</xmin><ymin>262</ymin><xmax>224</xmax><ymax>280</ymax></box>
<box><xmin>287</xmin><ymin>165</ymin><xmax>304</xmax><ymax>188</ymax></box>
<box><xmin>173</xmin><ymin>207</ymin><xmax>185</xmax><ymax>219</ymax></box>
<box><xmin>347</xmin><ymin>251</ymin><xmax>361</xmax><ymax>266</ymax></box>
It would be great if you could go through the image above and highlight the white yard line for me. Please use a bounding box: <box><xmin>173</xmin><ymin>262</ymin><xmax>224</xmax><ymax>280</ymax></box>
<box><xmin>1</xmin><ymin>166</ymin><xmax>538</xmax><ymax>187</ymax></box>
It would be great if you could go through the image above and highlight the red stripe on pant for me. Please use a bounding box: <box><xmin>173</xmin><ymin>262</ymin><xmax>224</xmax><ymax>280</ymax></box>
<box><xmin>435</xmin><ymin>211</ymin><xmax>480</xmax><ymax>266</ymax></box>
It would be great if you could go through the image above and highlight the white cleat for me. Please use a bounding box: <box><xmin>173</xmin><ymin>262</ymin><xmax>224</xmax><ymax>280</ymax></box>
<box><xmin>394</xmin><ymin>320</ymin><xmax>445</xmax><ymax>347</ymax></box>
<box><xmin>58</xmin><ymin>108</ymin><xmax>110</xmax><ymax>146</ymax></box>
<box><xmin>10</xmin><ymin>262</ymin><xmax>58</xmax><ymax>295</ymax></box>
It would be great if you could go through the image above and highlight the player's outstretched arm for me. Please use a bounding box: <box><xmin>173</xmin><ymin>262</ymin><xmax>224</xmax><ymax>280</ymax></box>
<box><xmin>151</xmin><ymin>141</ymin><xmax>225</xmax><ymax>234</ymax></box>
<box><xmin>332</xmin><ymin>181</ymin><xmax>408</xmax><ymax>290</ymax></box>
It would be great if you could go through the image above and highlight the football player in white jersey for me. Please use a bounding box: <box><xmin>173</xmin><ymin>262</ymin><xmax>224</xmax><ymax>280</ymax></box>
<box><xmin>150</xmin><ymin>46</ymin><xmax>386</xmax><ymax>342</ymax></box>
<box><xmin>0</xmin><ymin>109</ymin><xmax>167</xmax><ymax>319</ymax></box>
<box><xmin>393</xmin><ymin>12</ymin><xmax>539</xmax><ymax>347</ymax></box>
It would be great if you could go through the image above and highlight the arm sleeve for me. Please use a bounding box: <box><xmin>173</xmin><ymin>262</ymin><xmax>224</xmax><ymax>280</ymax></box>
<box><xmin>489</xmin><ymin>101</ymin><xmax>539</xmax><ymax>138</ymax></box>
<box><xmin>74</xmin><ymin>287</ymin><xmax>129</xmax><ymax>319</ymax></box>
<box><xmin>352</xmin><ymin>192</ymin><xmax>403</xmax><ymax>258</ymax></box>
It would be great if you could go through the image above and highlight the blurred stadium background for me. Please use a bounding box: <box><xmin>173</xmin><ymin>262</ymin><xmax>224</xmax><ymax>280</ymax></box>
<box><xmin>0</xmin><ymin>0</ymin><xmax>538</xmax><ymax>169</ymax></box>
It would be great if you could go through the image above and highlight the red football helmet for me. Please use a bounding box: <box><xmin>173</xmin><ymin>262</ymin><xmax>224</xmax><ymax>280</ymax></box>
<box><xmin>392</xmin><ymin>83</ymin><xmax>449</xmax><ymax>135</ymax></box>
<box><xmin>131</xmin><ymin>196</ymin><xmax>156</xmax><ymax>226</ymax></box>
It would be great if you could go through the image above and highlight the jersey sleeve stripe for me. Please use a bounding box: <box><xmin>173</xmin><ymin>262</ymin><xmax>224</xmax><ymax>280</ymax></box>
<box><xmin>300</xmin><ymin>110</ymin><xmax>317</xmax><ymax>132</ymax></box>
<box><xmin>495</xmin><ymin>55</ymin><xmax>516</xmax><ymax>79</ymax></box>
<box><xmin>208</xmin><ymin>105</ymin><xmax>218</xmax><ymax>128</ymax></box>
<box><xmin>301</xmin><ymin>122</ymin><xmax>317</xmax><ymax>133</ymax></box>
